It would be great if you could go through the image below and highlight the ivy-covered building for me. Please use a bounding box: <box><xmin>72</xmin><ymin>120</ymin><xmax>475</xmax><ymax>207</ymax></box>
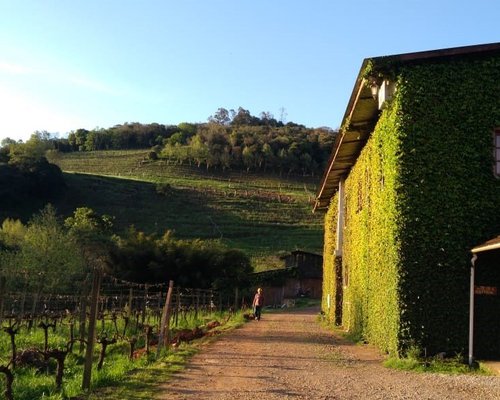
<box><xmin>315</xmin><ymin>43</ymin><xmax>500</xmax><ymax>357</ymax></box>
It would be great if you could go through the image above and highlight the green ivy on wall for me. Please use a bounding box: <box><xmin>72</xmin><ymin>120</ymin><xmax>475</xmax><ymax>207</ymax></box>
<box><xmin>396</xmin><ymin>55</ymin><xmax>500</xmax><ymax>354</ymax></box>
<box><xmin>341</xmin><ymin>99</ymin><xmax>402</xmax><ymax>355</ymax></box>
<box><xmin>322</xmin><ymin>194</ymin><xmax>338</xmax><ymax>323</ymax></box>
<box><xmin>322</xmin><ymin>52</ymin><xmax>500</xmax><ymax>356</ymax></box>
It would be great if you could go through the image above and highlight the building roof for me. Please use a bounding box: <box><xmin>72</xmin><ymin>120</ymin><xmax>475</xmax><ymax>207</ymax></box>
<box><xmin>314</xmin><ymin>42</ymin><xmax>500</xmax><ymax>211</ymax></box>
<box><xmin>472</xmin><ymin>236</ymin><xmax>500</xmax><ymax>253</ymax></box>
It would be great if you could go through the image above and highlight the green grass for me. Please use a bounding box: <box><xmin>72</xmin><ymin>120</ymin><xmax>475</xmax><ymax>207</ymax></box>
<box><xmin>384</xmin><ymin>354</ymin><xmax>492</xmax><ymax>375</ymax></box>
<box><xmin>382</xmin><ymin>345</ymin><xmax>492</xmax><ymax>375</ymax></box>
<box><xmin>44</xmin><ymin>150</ymin><xmax>323</xmax><ymax>269</ymax></box>
<box><xmin>87</xmin><ymin>312</ymin><xmax>246</xmax><ymax>400</ymax></box>
<box><xmin>0</xmin><ymin>311</ymin><xmax>244</xmax><ymax>399</ymax></box>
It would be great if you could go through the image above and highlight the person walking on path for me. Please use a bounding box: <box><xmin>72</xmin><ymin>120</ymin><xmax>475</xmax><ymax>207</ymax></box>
<box><xmin>252</xmin><ymin>288</ymin><xmax>264</xmax><ymax>321</ymax></box>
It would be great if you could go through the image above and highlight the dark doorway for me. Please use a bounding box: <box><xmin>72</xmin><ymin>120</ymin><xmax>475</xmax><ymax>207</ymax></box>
<box><xmin>474</xmin><ymin>249</ymin><xmax>500</xmax><ymax>359</ymax></box>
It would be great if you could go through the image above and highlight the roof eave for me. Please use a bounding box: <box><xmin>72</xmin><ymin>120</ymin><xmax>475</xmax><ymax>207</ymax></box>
<box><xmin>314</xmin><ymin>59</ymin><xmax>377</xmax><ymax>211</ymax></box>
<box><xmin>314</xmin><ymin>42</ymin><xmax>500</xmax><ymax>213</ymax></box>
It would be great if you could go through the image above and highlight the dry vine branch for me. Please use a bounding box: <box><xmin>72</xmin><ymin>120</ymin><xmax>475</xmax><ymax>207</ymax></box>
<box><xmin>0</xmin><ymin>363</ymin><xmax>13</xmax><ymax>400</ymax></box>
<box><xmin>97</xmin><ymin>334</ymin><xmax>117</xmax><ymax>371</ymax></box>
<box><xmin>2</xmin><ymin>321</ymin><xmax>19</xmax><ymax>368</ymax></box>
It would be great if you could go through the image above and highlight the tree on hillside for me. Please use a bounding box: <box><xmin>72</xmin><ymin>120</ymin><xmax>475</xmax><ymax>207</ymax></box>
<box><xmin>0</xmin><ymin>219</ymin><xmax>26</xmax><ymax>249</ymax></box>
<box><xmin>189</xmin><ymin>134</ymin><xmax>210</xmax><ymax>168</ymax></box>
<box><xmin>0</xmin><ymin>206</ymin><xmax>85</xmax><ymax>316</ymax></box>
<box><xmin>203</xmin><ymin>124</ymin><xmax>229</xmax><ymax>169</ymax></box>
<box><xmin>0</xmin><ymin>138</ymin><xmax>17</xmax><ymax>148</ymax></box>
<box><xmin>242</xmin><ymin>145</ymin><xmax>256</xmax><ymax>172</ymax></box>
<box><xmin>64</xmin><ymin>207</ymin><xmax>116</xmax><ymax>282</ymax></box>
<box><xmin>8</xmin><ymin>133</ymin><xmax>51</xmax><ymax>169</ymax></box>
<box><xmin>64</xmin><ymin>207</ymin><xmax>114</xmax><ymax>239</ymax></box>
<box><xmin>209</xmin><ymin>107</ymin><xmax>232</xmax><ymax>125</ymax></box>
<box><xmin>231</xmin><ymin>107</ymin><xmax>259</xmax><ymax>126</ymax></box>
<box><xmin>67</xmin><ymin>129</ymin><xmax>89</xmax><ymax>151</ymax></box>
<box><xmin>261</xmin><ymin>142</ymin><xmax>275</xmax><ymax>171</ymax></box>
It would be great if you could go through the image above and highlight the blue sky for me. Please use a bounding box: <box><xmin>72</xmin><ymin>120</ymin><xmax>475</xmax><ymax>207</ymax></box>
<box><xmin>0</xmin><ymin>0</ymin><xmax>499</xmax><ymax>142</ymax></box>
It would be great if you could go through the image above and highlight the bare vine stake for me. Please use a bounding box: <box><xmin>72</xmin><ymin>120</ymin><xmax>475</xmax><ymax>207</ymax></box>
<box><xmin>122</xmin><ymin>315</ymin><xmax>129</xmax><ymax>337</ymax></box>
<box><xmin>39</xmin><ymin>319</ymin><xmax>56</xmax><ymax>355</ymax></box>
<box><xmin>144</xmin><ymin>325</ymin><xmax>153</xmax><ymax>355</ymax></box>
<box><xmin>3</xmin><ymin>322</ymin><xmax>18</xmax><ymax>368</ymax></box>
<box><xmin>156</xmin><ymin>280</ymin><xmax>174</xmax><ymax>357</ymax></box>
<box><xmin>68</xmin><ymin>319</ymin><xmax>75</xmax><ymax>353</ymax></box>
<box><xmin>20</xmin><ymin>280</ymin><xmax>27</xmax><ymax>317</ymax></box>
<box><xmin>112</xmin><ymin>313</ymin><xmax>119</xmax><ymax>337</ymax></box>
<box><xmin>96</xmin><ymin>334</ymin><xmax>116</xmax><ymax>371</ymax></box>
<box><xmin>79</xmin><ymin>278</ymin><xmax>90</xmax><ymax>354</ymax></box>
<box><xmin>100</xmin><ymin>312</ymin><xmax>105</xmax><ymax>332</ymax></box>
<box><xmin>43</xmin><ymin>347</ymin><xmax>70</xmax><ymax>390</ymax></box>
<box><xmin>127</xmin><ymin>288</ymin><xmax>133</xmax><ymax>318</ymax></box>
<box><xmin>141</xmin><ymin>285</ymin><xmax>148</xmax><ymax>325</ymax></box>
<box><xmin>195</xmin><ymin>290</ymin><xmax>200</xmax><ymax>319</ymax></box>
<box><xmin>175</xmin><ymin>288</ymin><xmax>180</xmax><ymax>327</ymax></box>
<box><xmin>128</xmin><ymin>336</ymin><xmax>137</xmax><ymax>360</ymax></box>
<box><xmin>157</xmin><ymin>291</ymin><xmax>162</xmax><ymax>323</ymax></box>
<box><xmin>82</xmin><ymin>269</ymin><xmax>102</xmax><ymax>391</ymax></box>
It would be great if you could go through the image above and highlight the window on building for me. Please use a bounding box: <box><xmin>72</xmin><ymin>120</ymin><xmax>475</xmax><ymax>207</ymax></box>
<box><xmin>495</xmin><ymin>129</ymin><xmax>500</xmax><ymax>178</ymax></box>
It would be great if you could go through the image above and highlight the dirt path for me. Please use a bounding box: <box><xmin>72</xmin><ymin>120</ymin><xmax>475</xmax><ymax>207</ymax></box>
<box><xmin>158</xmin><ymin>308</ymin><xmax>500</xmax><ymax>399</ymax></box>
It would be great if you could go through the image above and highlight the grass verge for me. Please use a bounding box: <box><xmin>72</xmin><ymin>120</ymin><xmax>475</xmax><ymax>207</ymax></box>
<box><xmin>86</xmin><ymin>312</ymin><xmax>246</xmax><ymax>399</ymax></box>
<box><xmin>384</xmin><ymin>352</ymin><xmax>493</xmax><ymax>375</ymax></box>
<box><xmin>318</xmin><ymin>316</ymin><xmax>493</xmax><ymax>376</ymax></box>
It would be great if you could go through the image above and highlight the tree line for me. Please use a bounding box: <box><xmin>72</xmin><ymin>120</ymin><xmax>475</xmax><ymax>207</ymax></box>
<box><xmin>2</xmin><ymin>107</ymin><xmax>336</xmax><ymax>176</ymax></box>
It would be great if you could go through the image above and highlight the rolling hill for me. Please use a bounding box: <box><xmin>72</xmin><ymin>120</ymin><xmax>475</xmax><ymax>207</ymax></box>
<box><xmin>45</xmin><ymin>150</ymin><xmax>323</xmax><ymax>270</ymax></box>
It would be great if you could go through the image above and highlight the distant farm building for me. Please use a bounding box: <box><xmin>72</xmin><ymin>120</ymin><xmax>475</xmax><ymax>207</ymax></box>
<box><xmin>252</xmin><ymin>251</ymin><xmax>323</xmax><ymax>307</ymax></box>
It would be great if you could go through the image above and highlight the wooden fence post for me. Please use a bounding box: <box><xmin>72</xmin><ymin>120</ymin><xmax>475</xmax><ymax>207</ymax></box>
<box><xmin>82</xmin><ymin>269</ymin><xmax>102</xmax><ymax>391</ymax></box>
<box><xmin>234</xmin><ymin>287</ymin><xmax>239</xmax><ymax>312</ymax></box>
<box><xmin>156</xmin><ymin>280</ymin><xmax>174</xmax><ymax>357</ymax></box>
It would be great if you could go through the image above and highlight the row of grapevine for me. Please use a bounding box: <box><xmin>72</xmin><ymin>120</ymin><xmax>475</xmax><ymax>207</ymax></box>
<box><xmin>0</xmin><ymin>270</ymin><xmax>239</xmax><ymax>399</ymax></box>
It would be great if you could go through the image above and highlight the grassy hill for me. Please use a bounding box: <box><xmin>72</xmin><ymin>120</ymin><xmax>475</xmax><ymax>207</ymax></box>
<box><xmin>44</xmin><ymin>150</ymin><xmax>323</xmax><ymax>270</ymax></box>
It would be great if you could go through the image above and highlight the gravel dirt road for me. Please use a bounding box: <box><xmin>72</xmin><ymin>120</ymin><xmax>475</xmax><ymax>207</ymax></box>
<box><xmin>159</xmin><ymin>308</ymin><xmax>500</xmax><ymax>399</ymax></box>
